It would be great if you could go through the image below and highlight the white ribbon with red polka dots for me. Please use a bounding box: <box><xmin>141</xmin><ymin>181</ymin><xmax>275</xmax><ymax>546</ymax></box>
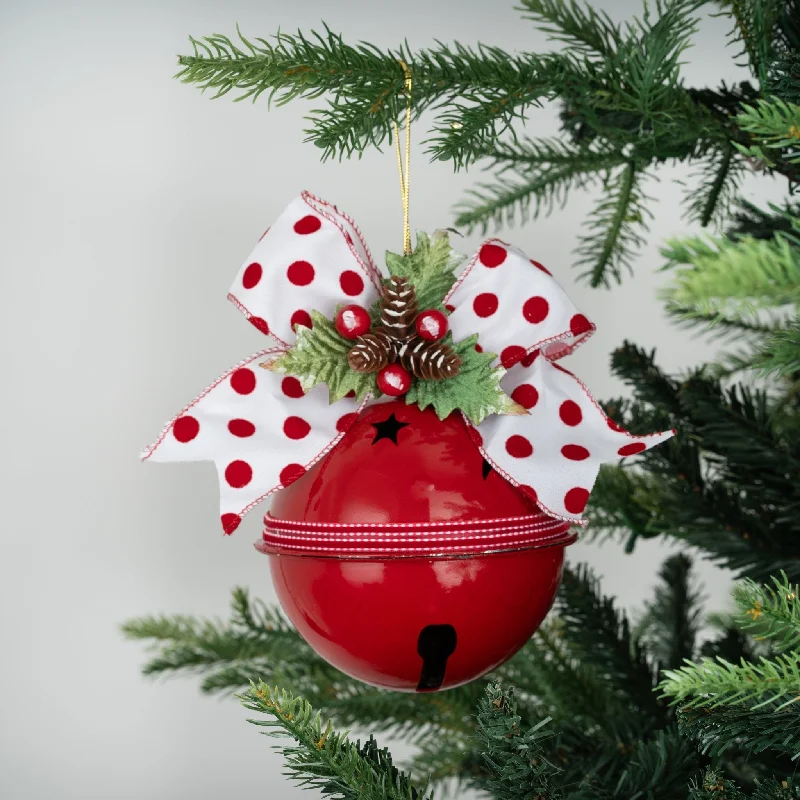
<box><xmin>142</xmin><ymin>191</ymin><xmax>673</xmax><ymax>533</ymax></box>
<box><xmin>444</xmin><ymin>240</ymin><xmax>674</xmax><ymax>522</ymax></box>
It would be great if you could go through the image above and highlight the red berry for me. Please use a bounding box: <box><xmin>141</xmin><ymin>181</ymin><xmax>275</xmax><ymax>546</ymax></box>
<box><xmin>415</xmin><ymin>309</ymin><xmax>448</xmax><ymax>341</ymax></box>
<box><xmin>335</xmin><ymin>305</ymin><xmax>371</xmax><ymax>339</ymax></box>
<box><xmin>377</xmin><ymin>364</ymin><xmax>412</xmax><ymax>396</ymax></box>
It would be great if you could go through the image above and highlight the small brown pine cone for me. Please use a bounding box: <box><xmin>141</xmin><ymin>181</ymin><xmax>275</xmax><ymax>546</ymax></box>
<box><xmin>380</xmin><ymin>276</ymin><xmax>419</xmax><ymax>339</ymax></box>
<box><xmin>396</xmin><ymin>337</ymin><xmax>462</xmax><ymax>381</ymax></box>
<box><xmin>347</xmin><ymin>328</ymin><xmax>394</xmax><ymax>373</ymax></box>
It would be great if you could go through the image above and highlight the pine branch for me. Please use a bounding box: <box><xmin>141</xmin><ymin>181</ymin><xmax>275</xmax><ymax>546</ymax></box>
<box><xmin>611</xmin><ymin>343</ymin><xmax>800</xmax><ymax>532</ymax></box>
<box><xmin>453</xmin><ymin>141</ymin><xmax>629</xmax><ymax>233</ymax></box>
<box><xmin>177</xmin><ymin>27</ymin><xmax>412</xmax><ymax>160</ymax></box>
<box><xmin>557</xmin><ymin>566</ymin><xmax>665</xmax><ymax>724</ymax></box>
<box><xmin>606</xmin><ymin>343</ymin><xmax>800</xmax><ymax>582</ymax></box>
<box><xmin>122</xmin><ymin>588</ymin><xmax>338</xmax><ymax>693</ymax></box>
<box><xmin>495</xmin><ymin>622</ymin><xmax>618</xmax><ymax>724</ymax></box>
<box><xmin>689</xmin><ymin>768</ymin><xmax>798</xmax><ymax>800</ymax></box>
<box><xmin>751</xmin><ymin>319</ymin><xmax>800</xmax><ymax>377</ymax></box>
<box><xmin>733</xmin><ymin>573</ymin><xmax>800</xmax><ymax>653</ymax></box>
<box><xmin>475</xmin><ymin>684</ymin><xmax>562</xmax><ymax>800</ymax></box>
<box><xmin>678</xmin><ymin>703</ymin><xmax>800</xmax><ymax>762</ymax></box>
<box><xmin>606</xmin><ymin>0</ymin><xmax>703</xmax><ymax>119</ymax></box>
<box><xmin>576</xmin><ymin>160</ymin><xmax>651</xmax><ymax>287</ymax></box>
<box><xmin>177</xmin><ymin>28</ymin><xmax>577</xmax><ymax>163</ymax></box>
<box><xmin>735</xmin><ymin>98</ymin><xmax>800</xmax><ymax>166</ymax></box>
<box><xmin>479</xmin><ymin>136</ymin><xmax>627</xmax><ymax>174</ymax></box>
<box><xmin>723</xmin><ymin>1</ymin><xmax>785</xmax><ymax>87</ymax></box>
<box><xmin>406</xmin><ymin>736</ymin><xmax>484</xmax><ymax>790</ymax></box>
<box><xmin>123</xmin><ymin>589</ymin><xmax>488</xmax><ymax>745</ymax></box>
<box><xmin>582</xmin><ymin>464</ymin><xmax>670</xmax><ymax>552</ymax></box>
<box><xmin>660</xmin><ymin>653</ymin><xmax>800</xmax><ymax>711</ymax></box>
<box><xmin>422</xmin><ymin>49</ymin><xmax>584</xmax><ymax>169</ymax></box>
<box><xmin>725</xmin><ymin>199</ymin><xmax>800</xmax><ymax>240</ymax></box>
<box><xmin>661</xmin><ymin>226</ymin><xmax>800</xmax><ymax>333</ymax></box>
<box><xmin>518</xmin><ymin>0</ymin><xmax>624</xmax><ymax>56</ymax></box>
<box><xmin>684</xmin><ymin>143</ymin><xmax>744</xmax><ymax>228</ymax></box>
<box><xmin>604</xmin><ymin>727</ymin><xmax>703</xmax><ymax>800</ymax></box>
<box><xmin>636</xmin><ymin>554</ymin><xmax>705</xmax><ymax>671</ymax></box>
<box><xmin>676</xmin><ymin>379</ymin><xmax>800</xmax><ymax>511</ymax></box>
<box><xmin>241</xmin><ymin>683</ymin><xmax>431</xmax><ymax>800</ymax></box>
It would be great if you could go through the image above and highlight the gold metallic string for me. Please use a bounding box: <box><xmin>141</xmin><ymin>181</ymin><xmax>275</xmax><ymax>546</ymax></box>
<box><xmin>393</xmin><ymin>61</ymin><xmax>413</xmax><ymax>256</ymax></box>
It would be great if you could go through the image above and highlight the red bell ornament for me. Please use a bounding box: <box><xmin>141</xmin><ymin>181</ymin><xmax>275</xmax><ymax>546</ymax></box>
<box><xmin>144</xmin><ymin>193</ymin><xmax>675</xmax><ymax>693</ymax></box>
<box><xmin>258</xmin><ymin>401</ymin><xmax>576</xmax><ymax>692</ymax></box>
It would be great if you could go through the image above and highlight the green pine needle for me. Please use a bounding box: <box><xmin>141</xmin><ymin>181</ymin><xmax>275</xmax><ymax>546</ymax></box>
<box><xmin>241</xmin><ymin>683</ymin><xmax>431</xmax><ymax>800</ymax></box>
<box><xmin>737</xmin><ymin>98</ymin><xmax>800</xmax><ymax>159</ymax></box>
<box><xmin>660</xmin><ymin>653</ymin><xmax>800</xmax><ymax>712</ymax></box>
<box><xmin>266</xmin><ymin>311</ymin><xmax>379</xmax><ymax>403</ymax></box>
<box><xmin>636</xmin><ymin>554</ymin><xmax>704</xmax><ymax>671</ymax></box>
<box><xmin>518</xmin><ymin>0</ymin><xmax>623</xmax><ymax>56</ymax></box>
<box><xmin>660</xmin><ymin>227</ymin><xmax>800</xmax><ymax>340</ymax></box>
<box><xmin>734</xmin><ymin>572</ymin><xmax>800</xmax><ymax>653</ymax></box>
<box><xmin>576</xmin><ymin>160</ymin><xmax>651</xmax><ymax>287</ymax></box>
<box><xmin>751</xmin><ymin>320</ymin><xmax>800</xmax><ymax>377</ymax></box>
<box><xmin>475</xmin><ymin>684</ymin><xmax>561</xmax><ymax>800</ymax></box>
<box><xmin>680</xmin><ymin>703</ymin><xmax>800</xmax><ymax>763</ymax></box>
<box><xmin>405</xmin><ymin>335</ymin><xmax>524</xmax><ymax>424</ymax></box>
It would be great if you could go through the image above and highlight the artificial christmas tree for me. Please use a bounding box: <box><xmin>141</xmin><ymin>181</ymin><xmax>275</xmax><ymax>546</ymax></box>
<box><xmin>128</xmin><ymin>0</ymin><xmax>800</xmax><ymax>796</ymax></box>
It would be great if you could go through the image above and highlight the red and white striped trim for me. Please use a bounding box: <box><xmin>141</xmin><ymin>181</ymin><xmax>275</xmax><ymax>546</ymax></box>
<box><xmin>260</xmin><ymin>513</ymin><xmax>575</xmax><ymax>557</ymax></box>
<box><xmin>264</xmin><ymin>512</ymin><xmax>555</xmax><ymax>534</ymax></box>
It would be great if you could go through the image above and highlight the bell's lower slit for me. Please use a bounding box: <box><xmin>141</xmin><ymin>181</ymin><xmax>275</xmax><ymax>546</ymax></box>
<box><xmin>416</xmin><ymin>624</ymin><xmax>457</xmax><ymax>691</ymax></box>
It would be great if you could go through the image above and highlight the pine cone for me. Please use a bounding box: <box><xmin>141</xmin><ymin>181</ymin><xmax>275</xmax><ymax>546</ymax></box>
<box><xmin>380</xmin><ymin>276</ymin><xmax>418</xmax><ymax>339</ymax></box>
<box><xmin>347</xmin><ymin>328</ymin><xmax>395</xmax><ymax>373</ymax></box>
<box><xmin>396</xmin><ymin>337</ymin><xmax>462</xmax><ymax>381</ymax></box>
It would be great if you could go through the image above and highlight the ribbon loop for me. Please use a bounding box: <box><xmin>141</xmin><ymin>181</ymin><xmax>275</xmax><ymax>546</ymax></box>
<box><xmin>141</xmin><ymin>349</ymin><xmax>364</xmax><ymax>533</ymax></box>
<box><xmin>228</xmin><ymin>192</ymin><xmax>382</xmax><ymax>346</ymax></box>
<box><xmin>445</xmin><ymin>240</ymin><xmax>595</xmax><ymax>367</ymax></box>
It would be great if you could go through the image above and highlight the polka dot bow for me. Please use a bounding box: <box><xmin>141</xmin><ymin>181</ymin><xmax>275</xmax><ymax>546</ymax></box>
<box><xmin>142</xmin><ymin>191</ymin><xmax>674</xmax><ymax>533</ymax></box>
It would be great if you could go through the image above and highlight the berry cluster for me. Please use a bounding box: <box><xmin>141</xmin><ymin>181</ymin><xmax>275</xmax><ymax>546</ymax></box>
<box><xmin>334</xmin><ymin>277</ymin><xmax>457</xmax><ymax>397</ymax></box>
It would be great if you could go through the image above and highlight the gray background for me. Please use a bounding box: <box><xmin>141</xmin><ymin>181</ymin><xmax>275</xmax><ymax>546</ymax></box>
<box><xmin>0</xmin><ymin>1</ymin><xmax>783</xmax><ymax>798</ymax></box>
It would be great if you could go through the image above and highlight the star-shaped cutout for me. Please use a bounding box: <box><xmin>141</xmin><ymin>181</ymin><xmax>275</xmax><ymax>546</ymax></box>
<box><xmin>371</xmin><ymin>412</ymin><xmax>410</xmax><ymax>445</ymax></box>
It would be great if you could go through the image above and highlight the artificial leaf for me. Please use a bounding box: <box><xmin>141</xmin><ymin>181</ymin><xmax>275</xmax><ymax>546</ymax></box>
<box><xmin>265</xmin><ymin>311</ymin><xmax>379</xmax><ymax>402</ymax></box>
<box><xmin>406</xmin><ymin>334</ymin><xmax>525</xmax><ymax>424</ymax></box>
<box><xmin>385</xmin><ymin>230</ymin><xmax>464</xmax><ymax>312</ymax></box>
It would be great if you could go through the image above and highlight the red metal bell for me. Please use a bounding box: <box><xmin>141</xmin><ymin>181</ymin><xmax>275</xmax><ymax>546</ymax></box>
<box><xmin>257</xmin><ymin>401</ymin><xmax>575</xmax><ymax>692</ymax></box>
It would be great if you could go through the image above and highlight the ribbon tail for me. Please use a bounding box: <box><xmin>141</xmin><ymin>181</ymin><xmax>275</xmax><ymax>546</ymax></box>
<box><xmin>471</xmin><ymin>355</ymin><xmax>674</xmax><ymax>523</ymax></box>
<box><xmin>141</xmin><ymin>349</ymin><xmax>366</xmax><ymax>534</ymax></box>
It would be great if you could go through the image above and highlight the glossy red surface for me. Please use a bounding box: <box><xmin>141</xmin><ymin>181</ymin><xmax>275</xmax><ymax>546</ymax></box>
<box><xmin>270</xmin><ymin>401</ymin><xmax>536</xmax><ymax>524</ymax></box>
<box><xmin>376</xmin><ymin>364</ymin><xmax>412</xmax><ymax>396</ymax></box>
<box><xmin>263</xmin><ymin>401</ymin><xmax>574</xmax><ymax>691</ymax></box>
<box><xmin>415</xmin><ymin>309</ymin><xmax>448</xmax><ymax>340</ymax></box>
<box><xmin>335</xmin><ymin>304</ymin><xmax>371</xmax><ymax>339</ymax></box>
<box><xmin>269</xmin><ymin>546</ymin><xmax>565</xmax><ymax>691</ymax></box>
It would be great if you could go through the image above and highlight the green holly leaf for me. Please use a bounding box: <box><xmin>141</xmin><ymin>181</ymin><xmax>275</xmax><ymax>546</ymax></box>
<box><xmin>405</xmin><ymin>335</ymin><xmax>526</xmax><ymax>425</ymax></box>
<box><xmin>385</xmin><ymin>230</ymin><xmax>464</xmax><ymax>312</ymax></box>
<box><xmin>264</xmin><ymin>311</ymin><xmax>378</xmax><ymax>403</ymax></box>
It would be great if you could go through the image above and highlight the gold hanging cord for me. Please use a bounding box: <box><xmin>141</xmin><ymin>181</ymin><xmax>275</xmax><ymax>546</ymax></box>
<box><xmin>393</xmin><ymin>60</ymin><xmax>413</xmax><ymax>256</ymax></box>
